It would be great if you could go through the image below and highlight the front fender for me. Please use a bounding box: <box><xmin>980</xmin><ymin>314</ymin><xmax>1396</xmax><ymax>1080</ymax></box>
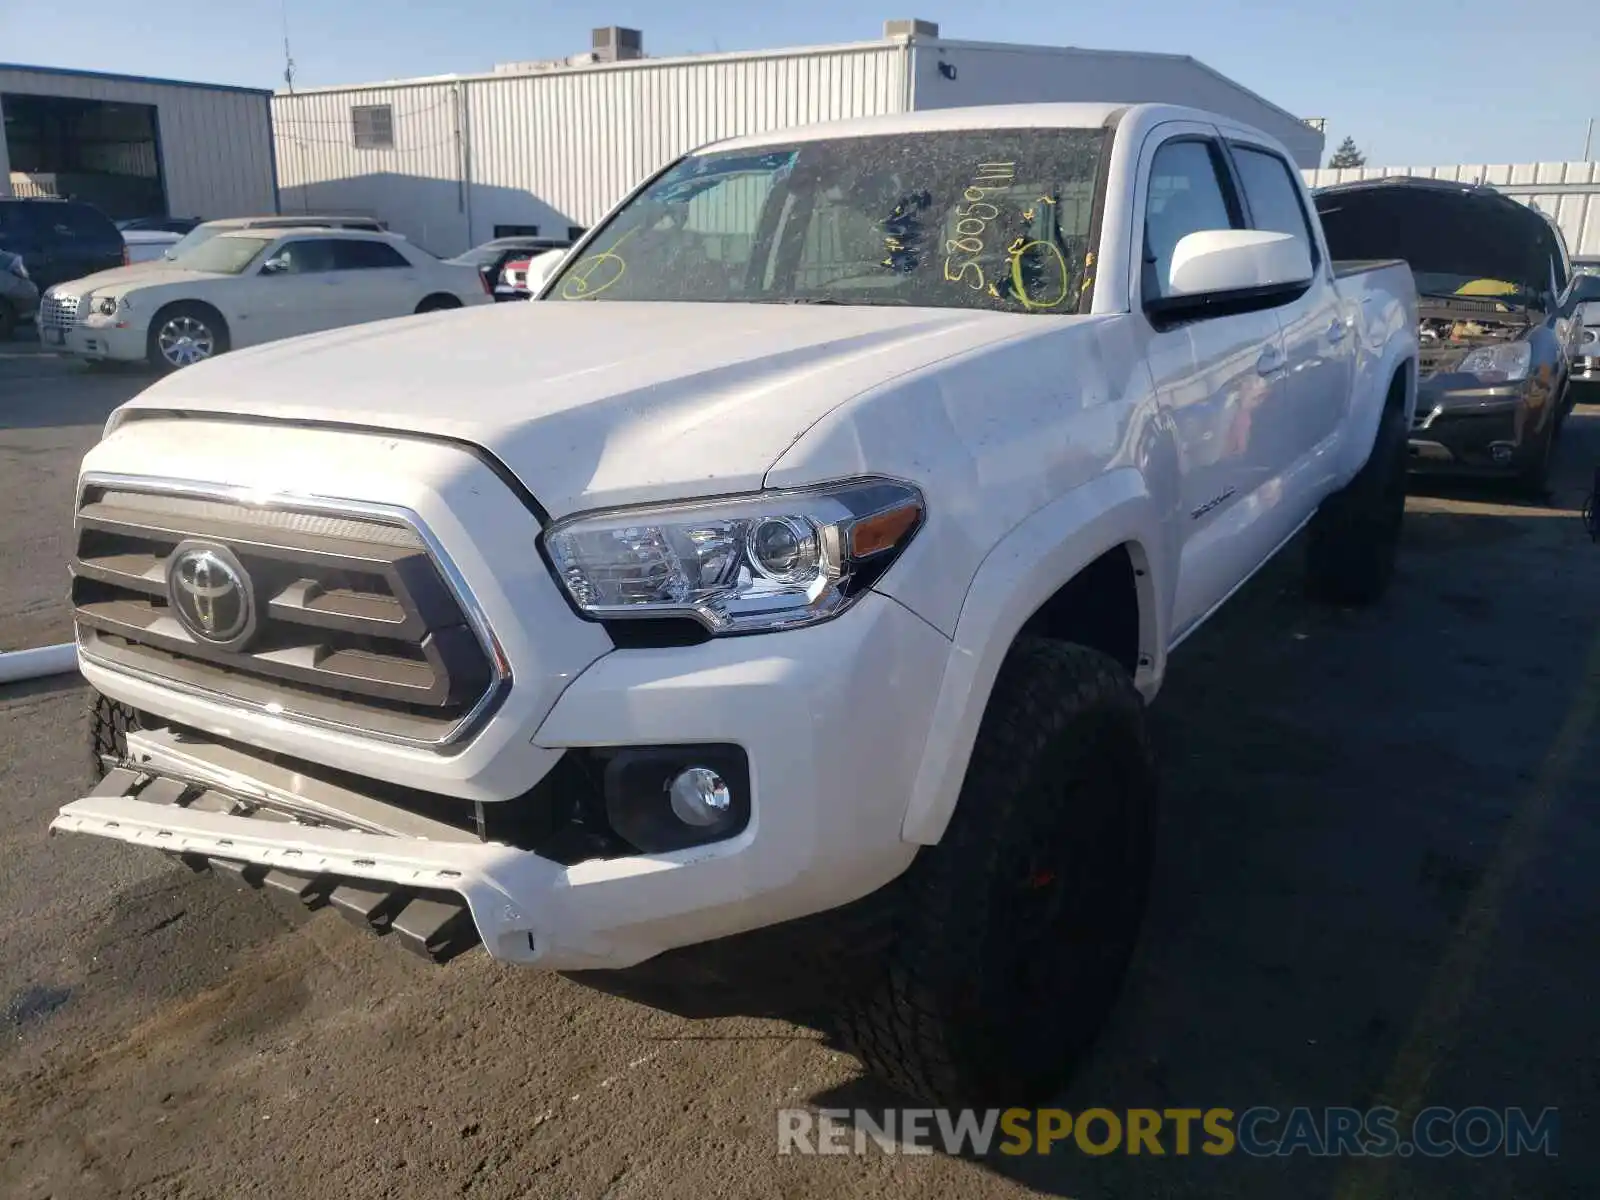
<box><xmin>899</xmin><ymin>466</ymin><xmax>1165</xmax><ymax>846</ymax></box>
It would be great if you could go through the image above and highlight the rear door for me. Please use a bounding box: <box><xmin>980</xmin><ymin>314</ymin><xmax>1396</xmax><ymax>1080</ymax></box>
<box><xmin>1223</xmin><ymin>139</ymin><xmax>1354</xmax><ymax>481</ymax></box>
<box><xmin>327</xmin><ymin>239</ymin><xmax>421</xmax><ymax>320</ymax></box>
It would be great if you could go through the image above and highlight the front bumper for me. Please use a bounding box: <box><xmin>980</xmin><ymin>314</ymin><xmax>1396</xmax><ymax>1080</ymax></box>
<box><xmin>48</xmin><ymin>319</ymin><xmax>147</xmax><ymax>362</ymax></box>
<box><xmin>55</xmin><ymin>591</ymin><xmax>949</xmax><ymax>970</ymax></box>
<box><xmin>1406</xmin><ymin>377</ymin><xmax>1549</xmax><ymax>475</ymax></box>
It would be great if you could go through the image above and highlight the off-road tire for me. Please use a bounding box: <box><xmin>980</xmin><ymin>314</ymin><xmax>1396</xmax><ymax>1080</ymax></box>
<box><xmin>89</xmin><ymin>691</ymin><xmax>143</xmax><ymax>781</ymax></box>
<box><xmin>1305</xmin><ymin>400</ymin><xmax>1406</xmax><ymax>605</ymax></box>
<box><xmin>834</xmin><ymin>639</ymin><xmax>1156</xmax><ymax>1106</ymax></box>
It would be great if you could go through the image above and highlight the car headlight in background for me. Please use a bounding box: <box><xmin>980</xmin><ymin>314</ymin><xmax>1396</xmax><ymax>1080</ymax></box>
<box><xmin>1457</xmin><ymin>341</ymin><xmax>1532</xmax><ymax>383</ymax></box>
<box><xmin>544</xmin><ymin>478</ymin><xmax>925</xmax><ymax>634</ymax></box>
<box><xmin>1582</xmin><ymin>328</ymin><xmax>1597</xmax><ymax>345</ymax></box>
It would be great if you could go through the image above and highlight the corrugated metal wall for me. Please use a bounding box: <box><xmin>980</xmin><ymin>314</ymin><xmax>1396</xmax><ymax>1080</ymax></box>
<box><xmin>1303</xmin><ymin>161</ymin><xmax>1600</xmax><ymax>259</ymax></box>
<box><xmin>272</xmin><ymin>80</ymin><xmax>469</xmax><ymax>254</ymax></box>
<box><xmin>0</xmin><ymin>67</ymin><xmax>276</xmax><ymax>218</ymax></box>
<box><xmin>272</xmin><ymin>43</ymin><xmax>910</xmax><ymax>256</ymax></box>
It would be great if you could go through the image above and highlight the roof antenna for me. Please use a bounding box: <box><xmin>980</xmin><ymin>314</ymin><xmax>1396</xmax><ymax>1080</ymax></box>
<box><xmin>281</xmin><ymin>0</ymin><xmax>297</xmax><ymax>92</ymax></box>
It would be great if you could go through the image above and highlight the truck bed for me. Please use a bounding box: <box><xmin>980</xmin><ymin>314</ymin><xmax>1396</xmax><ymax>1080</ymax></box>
<box><xmin>1333</xmin><ymin>258</ymin><xmax>1409</xmax><ymax>279</ymax></box>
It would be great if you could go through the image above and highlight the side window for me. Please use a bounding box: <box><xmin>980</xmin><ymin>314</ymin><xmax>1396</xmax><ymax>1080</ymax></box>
<box><xmin>1230</xmin><ymin>145</ymin><xmax>1319</xmax><ymax>267</ymax></box>
<box><xmin>61</xmin><ymin>204</ymin><xmax>118</xmax><ymax>243</ymax></box>
<box><xmin>1143</xmin><ymin>140</ymin><xmax>1238</xmax><ymax>302</ymax></box>
<box><xmin>272</xmin><ymin>238</ymin><xmax>340</xmax><ymax>274</ymax></box>
<box><xmin>331</xmin><ymin>240</ymin><xmax>409</xmax><ymax>270</ymax></box>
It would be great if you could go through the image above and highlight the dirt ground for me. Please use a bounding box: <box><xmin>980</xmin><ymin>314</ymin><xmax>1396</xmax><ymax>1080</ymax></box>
<box><xmin>3</xmin><ymin>329</ymin><xmax>1598</xmax><ymax>1198</ymax></box>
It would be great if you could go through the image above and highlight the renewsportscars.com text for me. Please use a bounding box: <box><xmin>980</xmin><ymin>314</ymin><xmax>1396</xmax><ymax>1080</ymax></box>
<box><xmin>777</xmin><ymin>1106</ymin><xmax>1558</xmax><ymax>1158</ymax></box>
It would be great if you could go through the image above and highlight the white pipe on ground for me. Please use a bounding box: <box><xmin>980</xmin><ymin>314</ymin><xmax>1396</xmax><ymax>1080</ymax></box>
<box><xmin>0</xmin><ymin>643</ymin><xmax>78</xmax><ymax>685</ymax></box>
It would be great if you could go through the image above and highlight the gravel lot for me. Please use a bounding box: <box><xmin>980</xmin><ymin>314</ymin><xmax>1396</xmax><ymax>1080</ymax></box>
<box><xmin>3</xmin><ymin>328</ymin><xmax>1598</xmax><ymax>1198</ymax></box>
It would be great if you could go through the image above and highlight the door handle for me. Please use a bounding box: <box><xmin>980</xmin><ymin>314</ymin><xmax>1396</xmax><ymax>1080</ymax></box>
<box><xmin>1256</xmin><ymin>346</ymin><xmax>1286</xmax><ymax>376</ymax></box>
<box><xmin>1326</xmin><ymin>318</ymin><xmax>1348</xmax><ymax>342</ymax></box>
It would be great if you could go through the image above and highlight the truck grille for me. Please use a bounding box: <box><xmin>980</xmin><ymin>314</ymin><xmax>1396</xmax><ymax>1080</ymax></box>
<box><xmin>71</xmin><ymin>479</ymin><xmax>506</xmax><ymax>746</ymax></box>
<box><xmin>41</xmin><ymin>292</ymin><xmax>82</xmax><ymax>330</ymax></box>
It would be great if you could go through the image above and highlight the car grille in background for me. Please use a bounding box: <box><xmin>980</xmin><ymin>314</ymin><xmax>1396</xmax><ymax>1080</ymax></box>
<box><xmin>71</xmin><ymin>482</ymin><xmax>504</xmax><ymax>745</ymax></box>
<box><xmin>40</xmin><ymin>292</ymin><xmax>82</xmax><ymax>330</ymax></box>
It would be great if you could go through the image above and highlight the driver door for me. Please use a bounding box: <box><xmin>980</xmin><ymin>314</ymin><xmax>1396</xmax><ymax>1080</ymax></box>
<box><xmin>234</xmin><ymin>236</ymin><xmax>339</xmax><ymax>344</ymax></box>
<box><xmin>1135</xmin><ymin>129</ymin><xmax>1293</xmax><ymax>642</ymax></box>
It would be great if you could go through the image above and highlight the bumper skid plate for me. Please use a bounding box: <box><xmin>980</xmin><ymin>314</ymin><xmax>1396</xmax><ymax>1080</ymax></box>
<box><xmin>73</xmin><ymin>766</ymin><xmax>482</xmax><ymax>963</ymax></box>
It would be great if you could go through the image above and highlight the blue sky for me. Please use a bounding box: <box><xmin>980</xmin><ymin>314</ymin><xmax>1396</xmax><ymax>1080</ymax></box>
<box><xmin>3</xmin><ymin>0</ymin><xmax>1596</xmax><ymax>167</ymax></box>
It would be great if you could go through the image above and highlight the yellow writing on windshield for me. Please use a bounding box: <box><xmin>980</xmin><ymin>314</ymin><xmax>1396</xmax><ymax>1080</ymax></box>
<box><xmin>943</xmin><ymin>161</ymin><xmax>1015</xmax><ymax>294</ymax></box>
<box><xmin>558</xmin><ymin>228</ymin><xmax>638</xmax><ymax>300</ymax></box>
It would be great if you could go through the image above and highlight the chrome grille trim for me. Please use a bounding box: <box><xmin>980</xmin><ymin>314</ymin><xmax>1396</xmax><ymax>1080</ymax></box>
<box><xmin>73</xmin><ymin>472</ymin><xmax>512</xmax><ymax>751</ymax></box>
<box><xmin>41</xmin><ymin>292</ymin><xmax>82</xmax><ymax>329</ymax></box>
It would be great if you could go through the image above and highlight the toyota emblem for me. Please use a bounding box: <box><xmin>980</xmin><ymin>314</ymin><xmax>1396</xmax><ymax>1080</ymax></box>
<box><xmin>166</xmin><ymin>541</ymin><xmax>256</xmax><ymax>648</ymax></box>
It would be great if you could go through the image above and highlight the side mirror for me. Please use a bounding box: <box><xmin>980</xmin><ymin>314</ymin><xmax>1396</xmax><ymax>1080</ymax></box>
<box><xmin>261</xmin><ymin>256</ymin><xmax>290</xmax><ymax>275</ymax></box>
<box><xmin>1163</xmin><ymin>230</ymin><xmax>1313</xmax><ymax>302</ymax></box>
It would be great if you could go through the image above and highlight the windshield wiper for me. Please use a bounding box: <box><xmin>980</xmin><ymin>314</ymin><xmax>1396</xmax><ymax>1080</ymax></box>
<box><xmin>751</xmin><ymin>297</ymin><xmax>842</xmax><ymax>305</ymax></box>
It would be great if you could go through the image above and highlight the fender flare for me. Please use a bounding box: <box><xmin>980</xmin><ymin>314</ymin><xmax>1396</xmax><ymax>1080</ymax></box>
<box><xmin>1339</xmin><ymin>326</ymin><xmax>1417</xmax><ymax>484</ymax></box>
<box><xmin>900</xmin><ymin>466</ymin><xmax>1165</xmax><ymax>845</ymax></box>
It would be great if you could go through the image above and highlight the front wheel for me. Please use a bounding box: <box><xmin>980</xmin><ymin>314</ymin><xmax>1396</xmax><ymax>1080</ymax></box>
<box><xmin>834</xmin><ymin>639</ymin><xmax>1156</xmax><ymax>1106</ymax></box>
<box><xmin>146</xmin><ymin>302</ymin><xmax>228</xmax><ymax>372</ymax></box>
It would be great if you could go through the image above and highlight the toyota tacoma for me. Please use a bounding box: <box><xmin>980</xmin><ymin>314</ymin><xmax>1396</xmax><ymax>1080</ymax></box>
<box><xmin>53</xmin><ymin>103</ymin><xmax>1417</xmax><ymax>1105</ymax></box>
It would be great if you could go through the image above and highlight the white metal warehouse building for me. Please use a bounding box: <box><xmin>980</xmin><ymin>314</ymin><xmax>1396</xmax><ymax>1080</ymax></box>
<box><xmin>0</xmin><ymin>64</ymin><xmax>278</xmax><ymax>221</ymax></box>
<box><xmin>1305</xmin><ymin>161</ymin><xmax>1600</xmax><ymax>259</ymax></box>
<box><xmin>271</xmin><ymin>20</ymin><xmax>1326</xmax><ymax>257</ymax></box>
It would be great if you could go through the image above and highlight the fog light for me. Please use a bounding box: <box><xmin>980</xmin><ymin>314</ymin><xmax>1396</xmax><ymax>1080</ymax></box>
<box><xmin>667</xmin><ymin>767</ymin><xmax>731</xmax><ymax>827</ymax></box>
<box><xmin>597</xmin><ymin>744</ymin><xmax>750</xmax><ymax>854</ymax></box>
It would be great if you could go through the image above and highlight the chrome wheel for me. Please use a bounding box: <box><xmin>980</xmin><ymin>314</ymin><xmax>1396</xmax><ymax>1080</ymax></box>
<box><xmin>156</xmin><ymin>315</ymin><xmax>216</xmax><ymax>367</ymax></box>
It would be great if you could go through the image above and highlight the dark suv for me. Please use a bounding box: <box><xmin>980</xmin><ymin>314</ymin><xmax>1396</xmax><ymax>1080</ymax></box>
<box><xmin>0</xmin><ymin>198</ymin><xmax>125</xmax><ymax>293</ymax></box>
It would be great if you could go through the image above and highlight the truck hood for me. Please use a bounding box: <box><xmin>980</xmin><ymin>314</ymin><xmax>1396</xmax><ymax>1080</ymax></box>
<box><xmin>118</xmin><ymin>300</ymin><xmax>1050</xmax><ymax>518</ymax></box>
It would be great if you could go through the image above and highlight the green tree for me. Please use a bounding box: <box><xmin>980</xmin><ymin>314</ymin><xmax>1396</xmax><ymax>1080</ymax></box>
<box><xmin>1327</xmin><ymin>137</ymin><xmax>1367</xmax><ymax>169</ymax></box>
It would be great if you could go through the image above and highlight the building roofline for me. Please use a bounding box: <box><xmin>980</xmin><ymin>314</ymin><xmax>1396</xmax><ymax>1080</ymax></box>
<box><xmin>0</xmin><ymin>61</ymin><xmax>273</xmax><ymax>97</ymax></box>
<box><xmin>266</xmin><ymin>31</ymin><xmax>1313</xmax><ymax>132</ymax></box>
<box><xmin>270</xmin><ymin>37</ymin><xmax>902</xmax><ymax>96</ymax></box>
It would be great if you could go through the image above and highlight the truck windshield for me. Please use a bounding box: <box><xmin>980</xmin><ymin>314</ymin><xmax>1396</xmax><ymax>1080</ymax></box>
<box><xmin>546</xmin><ymin>128</ymin><xmax>1107</xmax><ymax>314</ymax></box>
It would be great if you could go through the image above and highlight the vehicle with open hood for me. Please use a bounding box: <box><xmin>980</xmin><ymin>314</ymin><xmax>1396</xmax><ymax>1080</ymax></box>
<box><xmin>53</xmin><ymin>102</ymin><xmax>1416</xmax><ymax>1106</ymax></box>
<box><xmin>1313</xmin><ymin>177</ymin><xmax>1582</xmax><ymax>492</ymax></box>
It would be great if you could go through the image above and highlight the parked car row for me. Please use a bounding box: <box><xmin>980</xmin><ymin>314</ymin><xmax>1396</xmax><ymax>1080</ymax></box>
<box><xmin>444</xmin><ymin>235</ymin><xmax>573</xmax><ymax>300</ymax></box>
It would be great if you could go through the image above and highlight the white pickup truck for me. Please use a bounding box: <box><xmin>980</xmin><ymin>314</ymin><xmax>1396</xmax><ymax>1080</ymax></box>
<box><xmin>54</xmin><ymin>102</ymin><xmax>1417</xmax><ymax>1105</ymax></box>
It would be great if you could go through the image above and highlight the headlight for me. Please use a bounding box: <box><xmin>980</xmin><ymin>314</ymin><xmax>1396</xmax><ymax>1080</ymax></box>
<box><xmin>544</xmin><ymin>479</ymin><xmax>925</xmax><ymax>634</ymax></box>
<box><xmin>1583</xmin><ymin>329</ymin><xmax>1597</xmax><ymax>345</ymax></box>
<box><xmin>94</xmin><ymin>296</ymin><xmax>120</xmax><ymax>317</ymax></box>
<box><xmin>1457</xmin><ymin>341</ymin><xmax>1531</xmax><ymax>383</ymax></box>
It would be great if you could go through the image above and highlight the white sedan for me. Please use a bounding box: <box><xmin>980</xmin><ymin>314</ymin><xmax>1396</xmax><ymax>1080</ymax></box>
<box><xmin>39</xmin><ymin>229</ymin><xmax>490</xmax><ymax>371</ymax></box>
